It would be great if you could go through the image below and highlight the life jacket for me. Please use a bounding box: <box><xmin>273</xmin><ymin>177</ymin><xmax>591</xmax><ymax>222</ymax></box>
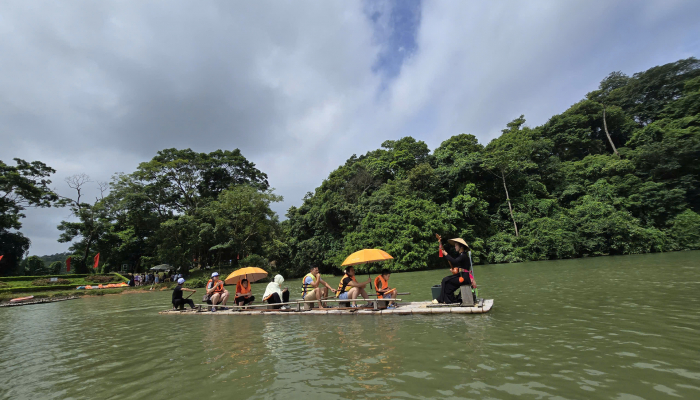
<box><xmin>236</xmin><ymin>282</ymin><xmax>251</xmax><ymax>296</ymax></box>
<box><xmin>207</xmin><ymin>279</ymin><xmax>224</xmax><ymax>294</ymax></box>
<box><xmin>374</xmin><ymin>275</ymin><xmax>395</xmax><ymax>298</ymax></box>
<box><xmin>336</xmin><ymin>274</ymin><xmax>357</xmax><ymax>297</ymax></box>
<box><xmin>301</xmin><ymin>272</ymin><xmax>317</xmax><ymax>297</ymax></box>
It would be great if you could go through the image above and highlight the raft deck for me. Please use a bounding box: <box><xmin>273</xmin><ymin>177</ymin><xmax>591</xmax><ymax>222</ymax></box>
<box><xmin>158</xmin><ymin>299</ymin><xmax>494</xmax><ymax>316</ymax></box>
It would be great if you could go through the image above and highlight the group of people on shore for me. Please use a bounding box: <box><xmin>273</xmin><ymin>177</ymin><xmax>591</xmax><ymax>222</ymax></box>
<box><xmin>171</xmin><ymin>237</ymin><xmax>476</xmax><ymax>311</ymax></box>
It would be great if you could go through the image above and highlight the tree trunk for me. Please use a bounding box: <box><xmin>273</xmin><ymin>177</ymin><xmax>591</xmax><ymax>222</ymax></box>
<box><xmin>602</xmin><ymin>105</ymin><xmax>620</xmax><ymax>158</ymax></box>
<box><xmin>502</xmin><ymin>171</ymin><xmax>519</xmax><ymax>237</ymax></box>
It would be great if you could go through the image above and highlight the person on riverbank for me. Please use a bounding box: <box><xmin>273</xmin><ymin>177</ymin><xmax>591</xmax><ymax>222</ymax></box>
<box><xmin>235</xmin><ymin>279</ymin><xmax>255</xmax><ymax>306</ymax></box>
<box><xmin>172</xmin><ymin>278</ymin><xmax>196</xmax><ymax>310</ymax></box>
<box><xmin>206</xmin><ymin>272</ymin><xmax>229</xmax><ymax>311</ymax></box>
<box><xmin>374</xmin><ymin>269</ymin><xmax>397</xmax><ymax>308</ymax></box>
<box><xmin>301</xmin><ymin>265</ymin><xmax>337</xmax><ymax>308</ymax></box>
<box><xmin>336</xmin><ymin>266</ymin><xmax>371</xmax><ymax>307</ymax></box>
<box><xmin>263</xmin><ymin>274</ymin><xmax>290</xmax><ymax>309</ymax></box>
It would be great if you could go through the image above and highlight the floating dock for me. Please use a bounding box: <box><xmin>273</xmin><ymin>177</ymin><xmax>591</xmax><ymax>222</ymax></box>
<box><xmin>159</xmin><ymin>299</ymin><xmax>494</xmax><ymax>316</ymax></box>
<box><xmin>0</xmin><ymin>296</ymin><xmax>79</xmax><ymax>308</ymax></box>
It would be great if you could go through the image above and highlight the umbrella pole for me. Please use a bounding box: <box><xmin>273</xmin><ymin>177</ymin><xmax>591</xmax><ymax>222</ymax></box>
<box><xmin>367</xmin><ymin>263</ymin><xmax>372</xmax><ymax>290</ymax></box>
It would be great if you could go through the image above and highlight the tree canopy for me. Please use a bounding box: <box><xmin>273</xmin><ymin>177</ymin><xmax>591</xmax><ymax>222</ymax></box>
<box><xmin>3</xmin><ymin>58</ymin><xmax>699</xmax><ymax>277</ymax></box>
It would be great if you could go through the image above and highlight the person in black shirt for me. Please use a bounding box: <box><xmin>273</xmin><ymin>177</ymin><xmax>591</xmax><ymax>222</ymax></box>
<box><xmin>172</xmin><ymin>278</ymin><xmax>197</xmax><ymax>310</ymax></box>
<box><xmin>436</xmin><ymin>238</ymin><xmax>473</xmax><ymax>304</ymax></box>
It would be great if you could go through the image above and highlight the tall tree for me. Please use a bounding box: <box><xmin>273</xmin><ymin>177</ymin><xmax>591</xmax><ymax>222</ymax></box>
<box><xmin>0</xmin><ymin>158</ymin><xmax>60</xmax><ymax>276</ymax></box>
<box><xmin>482</xmin><ymin>116</ymin><xmax>537</xmax><ymax>237</ymax></box>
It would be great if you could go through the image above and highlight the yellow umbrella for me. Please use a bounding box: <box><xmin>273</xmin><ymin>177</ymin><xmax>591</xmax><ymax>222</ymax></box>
<box><xmin>341</xmin><ymin>249</ymin><xmax>393</xmax><ymax>266</ymax></box>
<box><xmin>224</xmin><ymin>267</ymin><xmax>268</xmax><ymax>285</ymax></box>
<box><xmin>341</xmin><ymin>249</ymin><xmax>393</xmax><ymax>289</ymax></box>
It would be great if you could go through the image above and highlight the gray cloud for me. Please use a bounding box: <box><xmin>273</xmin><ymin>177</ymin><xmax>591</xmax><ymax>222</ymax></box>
<box><xmin>1</xmin><ymin>0</ymin><xmax>698</xmax><ymax>255</ymax></box>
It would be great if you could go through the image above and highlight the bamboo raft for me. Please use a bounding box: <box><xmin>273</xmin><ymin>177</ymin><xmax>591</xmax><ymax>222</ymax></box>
<box><xmin>0</xmin><ymin>296</ymin><xmax>79</xmax><ymax>308</ymax></box>
<box><xmin>159</xmin><ymin>299</ymin><xmax>494</xmax><ymax>316</ymax></box>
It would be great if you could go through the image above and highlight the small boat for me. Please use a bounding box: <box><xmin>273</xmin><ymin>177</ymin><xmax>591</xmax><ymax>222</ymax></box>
<box><xmin>10</xmin><ymin>296</ymin><xmax>34</xmax><ymax>303</ymax></box>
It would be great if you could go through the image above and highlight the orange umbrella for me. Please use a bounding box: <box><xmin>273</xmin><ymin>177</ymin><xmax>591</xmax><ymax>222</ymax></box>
<box><xmin>341</xmin><ymin>249</ymin><xmax>393</xmax><ymax>266</ymax></box>
<box><xmin>342</xmin><ymin>249</ymin><xmax>393</xmax><ymax>290</ymax></box>
<box><xmin>224</xmin><ymin>267</ymin><xmax>268</xmax><ymax>285</ymax></box>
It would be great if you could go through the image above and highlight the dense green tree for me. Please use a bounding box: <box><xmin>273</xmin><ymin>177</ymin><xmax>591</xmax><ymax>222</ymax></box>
<box><xmin>49</xmin><ymin>261</ymin><xmax>63</xmax><ymax>275</ymax></box>
<box><xmin>0</xmin><ymin>158</ymin><xmax>61</xmax><ymax>276</ymax></box>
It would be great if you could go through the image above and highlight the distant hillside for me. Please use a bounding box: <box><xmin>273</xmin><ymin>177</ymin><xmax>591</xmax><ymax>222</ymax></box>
<box><xmin>37</xmin><ymin>252</ymin><xmax>72</xmax><ymax>265</ymax></box>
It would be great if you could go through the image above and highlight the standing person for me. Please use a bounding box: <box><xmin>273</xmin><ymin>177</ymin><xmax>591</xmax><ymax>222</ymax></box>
<box><xmin>172</xmin><ymin>278</ymin><xmax>196</xmax><ymax>310</ymax></box>
<box><xmin>263</xmin><ymin>275</ymin><xmax>290</xmax><ymax>309</ymax></box>
<box><xmin>135</xmin><ymin>274</ymin><xmax>140</xmax><ymax>286</ymax></box>
<box><xmin>155</xmin><ymin>273</ymin><xmax>160</xmax><ymax>284</ymax></box>
<box><xmin>301</xmin><ymin>265</ymin><xmax>337</xmax><ymax>309</ymax></box>
<box><xmin>206</xmin><ymin>272</ymin><xmax>229</xmax><ymax>311</ymax></box>
<box><xmin>128</xmin><ymin>273</ymin><xmax>135</xmax><ymax>287</ymax></box>
<box><xmin>336</xmin><ymin>266</ymin><xmax>371</xmax><ymax>307</ymax></box>
<box><xmin>234</xmin><ymin>279</ymin><xmax>255</xmax><ymax>306</ymax></box>
<box><xmin>374</xmin><ymin>269</ymin><xmax>397</xmax><ymax>308</ymax></box>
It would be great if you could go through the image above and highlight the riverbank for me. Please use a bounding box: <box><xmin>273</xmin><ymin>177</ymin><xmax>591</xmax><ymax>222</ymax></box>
<box><xmin>0</xmin><ymin>283</ymin><xmax>174</xmax><ymax>303</ymax></box>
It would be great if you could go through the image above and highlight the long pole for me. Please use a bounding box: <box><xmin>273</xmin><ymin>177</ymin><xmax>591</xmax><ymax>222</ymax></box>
<box><xmin>468</xmin><ymin>251</ymin><xmax>478</xmax><ymax>299</ymax></box>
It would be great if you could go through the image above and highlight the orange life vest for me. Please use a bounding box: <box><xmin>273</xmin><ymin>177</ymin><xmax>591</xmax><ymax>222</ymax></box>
<box><xmin>236</xmin><ymin>281</ymin><xmax>251</xmax><ymax>295</ymax></box>
<box><xmin>207</xmin><ymin>279</ymin><xmax>224</xmax><ymax>294</ymax></box>
<box><xmin>336</xmin><ymin>274</ymin><xmax>357</xmax><ymax>297</ymax></box>
<box><xmin>374</xmin><ymin>275</ymin><xmax>394</xmax><ymax>298</ymax></box>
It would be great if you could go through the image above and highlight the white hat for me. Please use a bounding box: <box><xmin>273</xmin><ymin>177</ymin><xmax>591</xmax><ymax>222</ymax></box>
<box><xmin>177</xmin><ymin>278</ymin><xmax>185</xmax><ymax>284</ymax></box>
<box><xmin>211</xmin><ymin>272</ymin><xmax>219</xmax><ymax>277</ymax></box>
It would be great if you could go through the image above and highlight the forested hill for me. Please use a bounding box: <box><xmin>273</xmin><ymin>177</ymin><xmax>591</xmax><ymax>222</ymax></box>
<box><xmin>2</xmin><ymin>58</ymin><xmax>699</xmax><ymax>277</ymax></box>
<box><xmin>282</xmin><ymin>58</ymin><xmax>700</xmax><ymax>276</ymax></box>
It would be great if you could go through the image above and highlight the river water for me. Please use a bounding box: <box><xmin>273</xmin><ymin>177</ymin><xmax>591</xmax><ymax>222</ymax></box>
<box><xmin>1</xmin><ymin>251</ymin><xmax>699</xmax><ymax>400</ymax></box>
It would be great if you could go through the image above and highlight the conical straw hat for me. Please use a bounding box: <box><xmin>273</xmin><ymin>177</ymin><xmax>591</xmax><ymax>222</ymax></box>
<box><xmin>447</xmin><ymin>238</ymin><xmax>469</xmax><ymax>248</ymax></box>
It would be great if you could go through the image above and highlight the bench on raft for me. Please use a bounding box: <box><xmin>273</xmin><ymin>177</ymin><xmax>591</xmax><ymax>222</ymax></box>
<box><xmin>426</xmin><ymin>285</ymin><xmax>484</xmax><ymax>308</ymax></box>
<box><xmin>192</xmin><ymin>297</ymin><xmax>403</xmax><ymax>312</ymax></box>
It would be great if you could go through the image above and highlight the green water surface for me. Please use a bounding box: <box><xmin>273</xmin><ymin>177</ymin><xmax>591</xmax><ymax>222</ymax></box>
<box><xmin>1</xmin><ymin>251</ymin><xmax>699</xmax><ymax>399</ymax></box>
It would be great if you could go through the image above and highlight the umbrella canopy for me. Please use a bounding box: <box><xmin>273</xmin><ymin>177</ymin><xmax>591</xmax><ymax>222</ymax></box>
<box><xmin>224</xmin><ymin>267</ymin><xmax>268</xmax><ymax>285</ymax></box>
<box><xmin>341</xmin><ymin>249</ymin><xmax>393</xmax><ymax>266</ymax></box>
<box><xmin>150</xmin><ymin>264</ymin><xmax>172</xmax><ymax>271</ymax></box>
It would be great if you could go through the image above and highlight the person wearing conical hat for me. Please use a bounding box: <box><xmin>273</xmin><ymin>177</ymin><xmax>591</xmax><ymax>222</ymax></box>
<box><xmin>436</xmin><ymin>238</ymin><xmax>472</xmax><ymax>304</ymax></box>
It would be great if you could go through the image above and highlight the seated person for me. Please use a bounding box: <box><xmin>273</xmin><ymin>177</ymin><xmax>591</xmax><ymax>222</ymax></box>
<box><xmin>172</xmin><ymin>278</ymin><xmax>196</xmax><ymax>310</ymax></box>
<box><xmin>435</xmin><ymin>266</ymin><xmax>470</xmax><ymax>304</ymax></box>
<box><xmin>235</xmin><ymin>279</ymin><xmax>255</xmax><ymax>306</ymax></box>
<box><xmin>263</xmin><ymin>274</ymin><xmax>290</xmax><ymax>309</ymax></box>
<box><xmin>374</xmin><ymin>269</ymin><xmax>397</xmax><ymax>308</ymax></box>
<box><xmin>302</xmin><ymin>265</ymin><xmax>338</xmax><ymax>309</ymax></box>
<box><xmin>336</xmin><ymin>266</ymin><xmax>371</xmax><ymax>307</ymax></box>
<box><xmin>206</xmin><ymin>272</ymin><xmax>229</xmax><ymax>312</ymax></box>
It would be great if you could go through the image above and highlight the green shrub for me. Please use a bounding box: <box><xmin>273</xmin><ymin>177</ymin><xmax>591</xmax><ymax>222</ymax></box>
<box><xmin>0</xmin><ymin>285</ymin><xmax>78</xmax><ymax>294</ymax></box>
<box><xmin>669</xmin><ymin>210</ymin><xmax>700</xmax><ymax>250</ymax></box>
<box><xmin>0</xmin><ymin>274</ymin><xmax>90</xmax><ymax>282</ymax></box>
<box><xmin>84</xmin><ymin>275</ymin><xmax>120</xmax><ymax>284</ymax></box>
<box><xmin>31</xmin><ymin>278</ymin><xmax>71</xmax><ymax>286</ymax></box>
<box><xmin>182</xmin><ymin>278</ymin><xmax>207</xmax><ymax>289</ymax></box>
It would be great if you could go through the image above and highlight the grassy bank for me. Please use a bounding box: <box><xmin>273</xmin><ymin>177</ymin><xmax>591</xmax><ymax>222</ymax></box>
<box><xmin>0</xmin><ymin>283</ymin><xmax>175</xmax><ymax>303</ymax></box>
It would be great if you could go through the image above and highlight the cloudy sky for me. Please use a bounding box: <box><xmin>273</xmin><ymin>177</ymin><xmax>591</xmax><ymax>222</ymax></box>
<box><xmin>2</xmin><ymin>0</ymin><xmax>699</xmax><ymax>256</ymax></box>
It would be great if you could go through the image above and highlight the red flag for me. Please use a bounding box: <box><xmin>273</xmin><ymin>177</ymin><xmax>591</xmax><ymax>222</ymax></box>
<box><xmin>439</xmin><ymin>249</ymin><xmax>443</xmax><ymax>257</ymax></box>
<box><xmin>0</xmin><ymin>255</ymin><xmax>4</xmax><ymax>262</ymax></box>
<box><xmin>66</xmin><ymin>256</ymin><xmax>71</xmax><ymax>272</ymax></box>
<box><xmin>93</xmin><ymin>253</ymin><xmax>100</xmax><ymax>269</ymax></box>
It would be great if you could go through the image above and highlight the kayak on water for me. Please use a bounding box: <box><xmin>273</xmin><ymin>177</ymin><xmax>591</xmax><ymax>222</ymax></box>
<box><xmin>10</xmin><ymin>296</ymin><xmax>34</xmax><ymax>303</ymax></box>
